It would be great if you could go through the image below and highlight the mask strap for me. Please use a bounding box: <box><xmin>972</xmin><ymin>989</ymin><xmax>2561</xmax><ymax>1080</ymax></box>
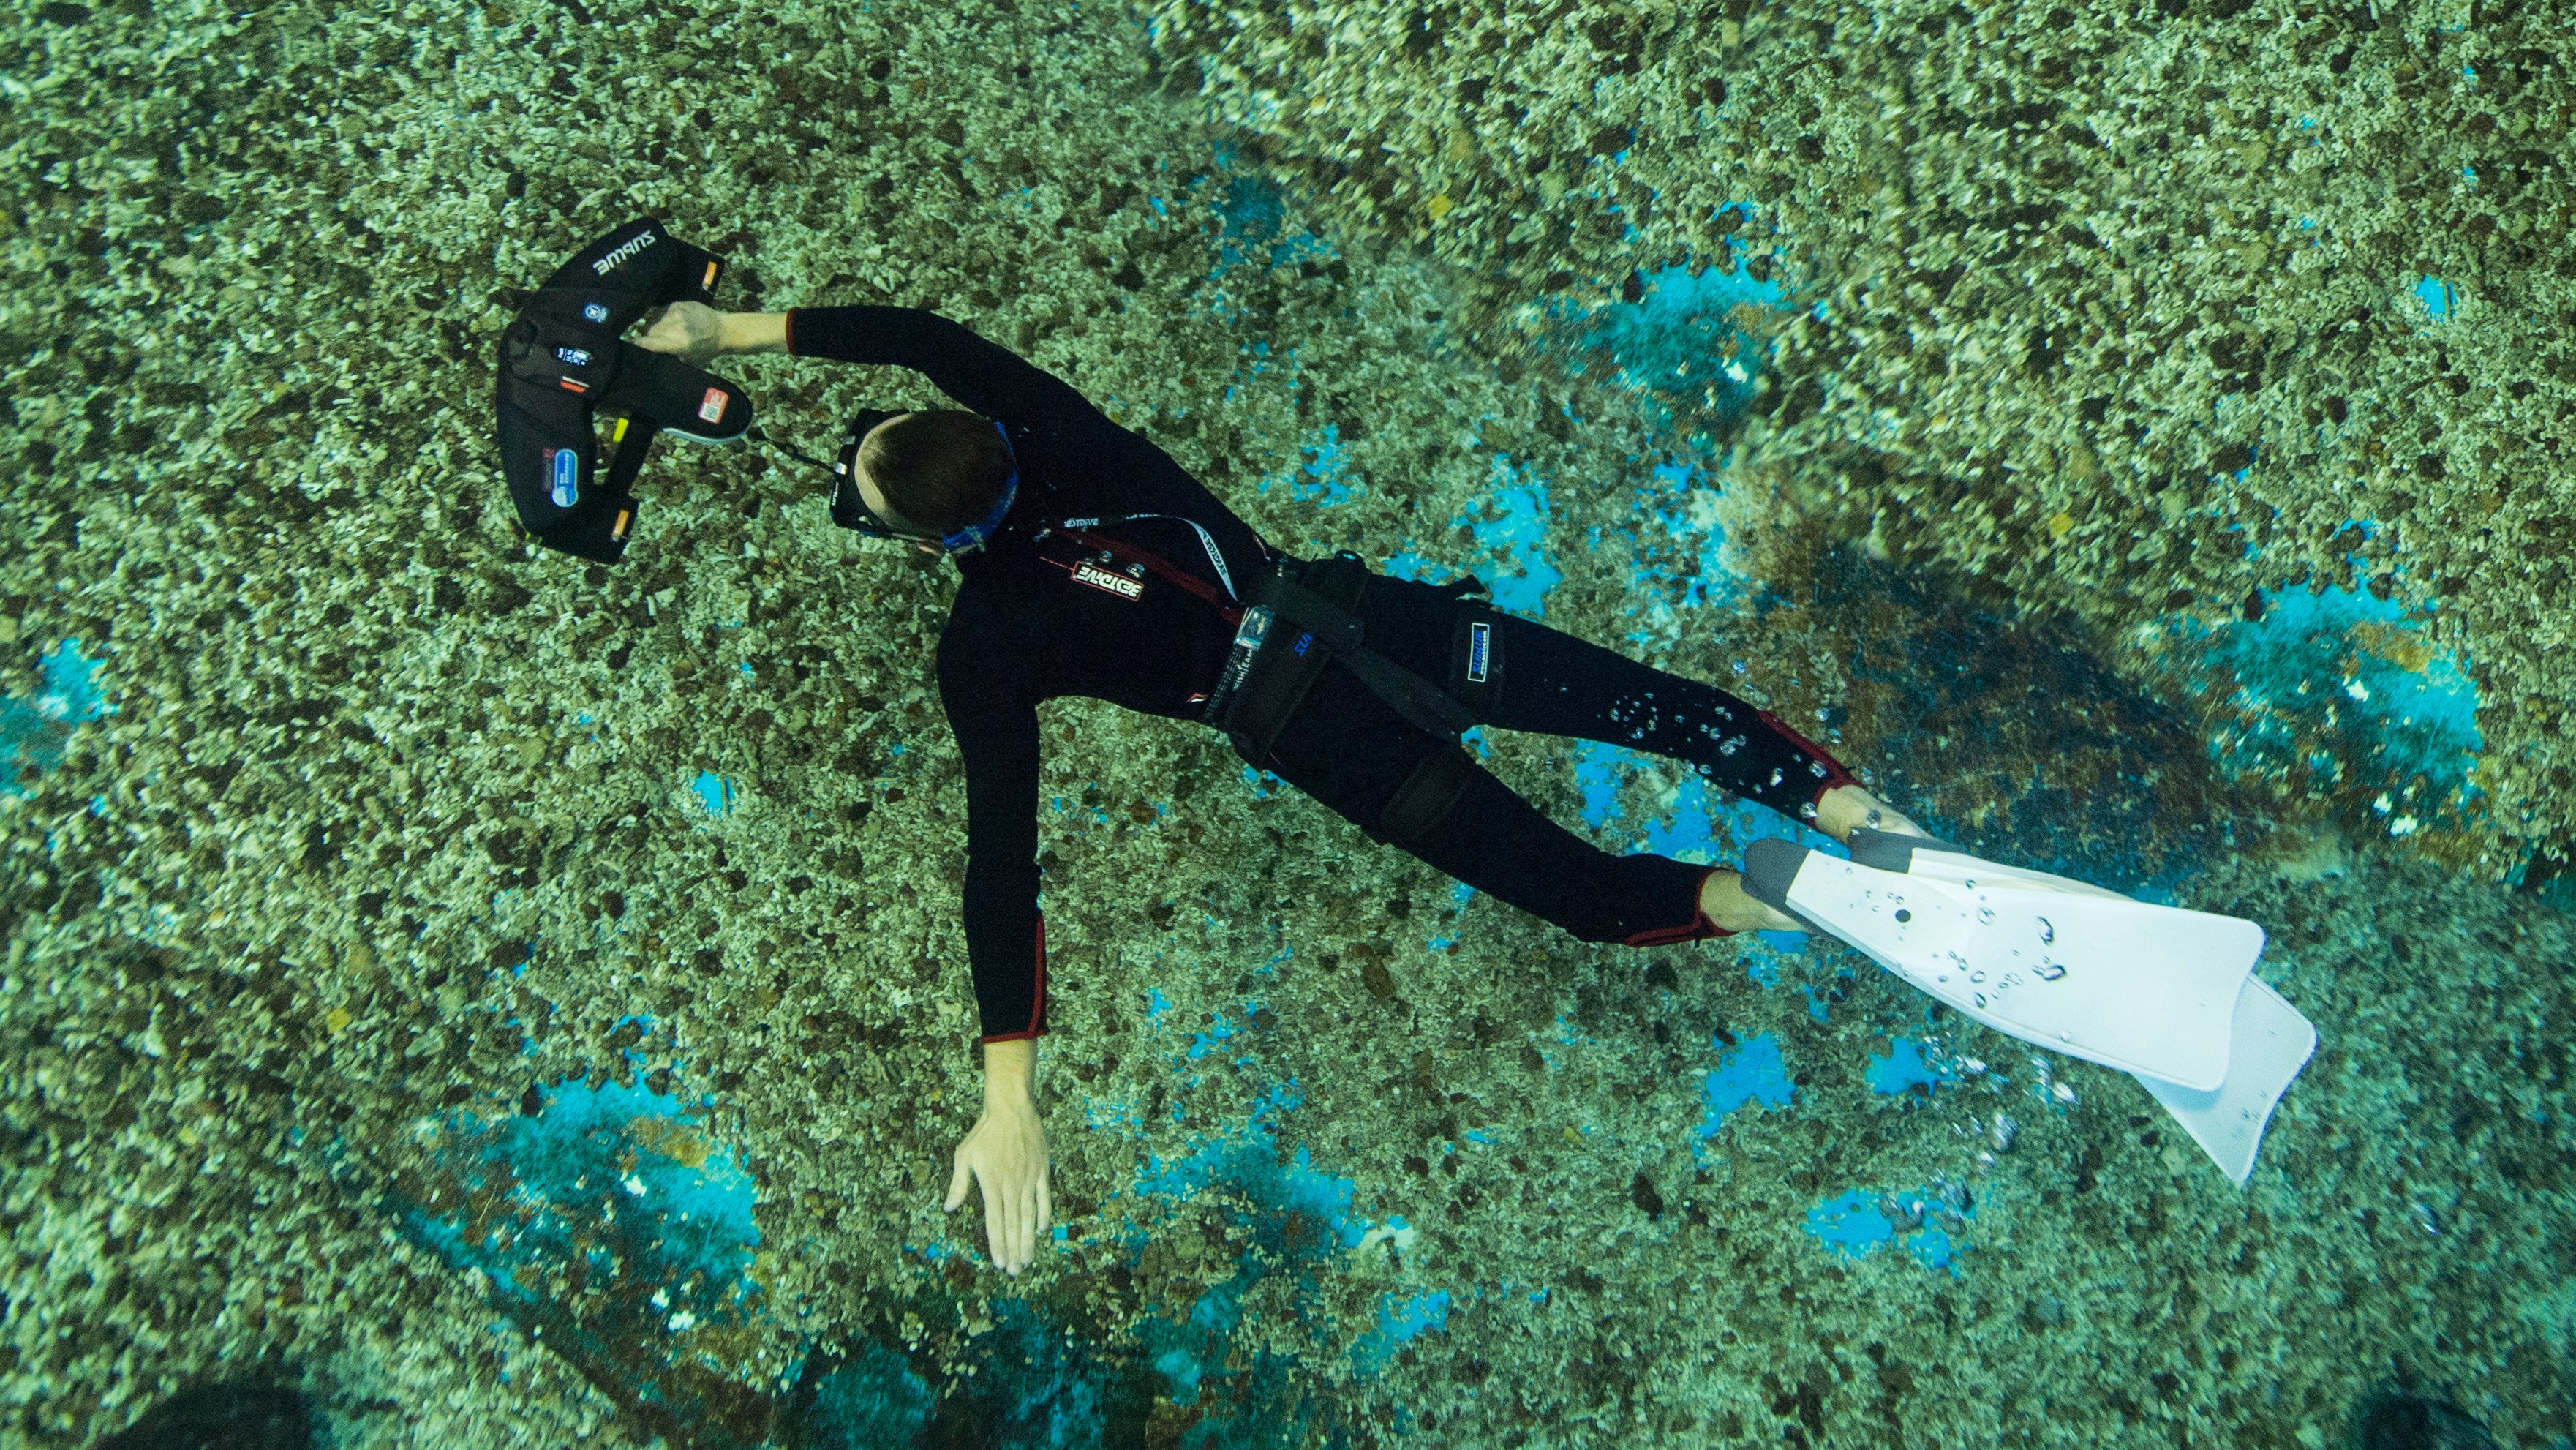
<box><xmin>747</xmin><ymin>425</ymin><xmax>839</xmax><ymax>476</ymax></box>
<box><xmin>750</xmin><ymin>419</ymin><xmax>1023</xmax><ymax>554</ymax></box>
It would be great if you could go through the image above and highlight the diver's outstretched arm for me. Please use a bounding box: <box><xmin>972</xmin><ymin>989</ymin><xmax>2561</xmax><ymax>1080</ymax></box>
<box><xmin>718</xmin><ymin>309</ymin><xmax>790</xmax><ymax>356</ymax></box>
<box><xmin>634</xmin><ymin>303</ymin><xmax>789</xmax><ymax>367</ymax></box>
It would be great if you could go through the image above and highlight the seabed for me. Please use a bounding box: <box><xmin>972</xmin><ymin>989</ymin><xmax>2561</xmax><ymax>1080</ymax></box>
<box><xmin>3</xmin><ymin>1</ymin><xmax>2572</xmax><ymax>1446</ymax></box>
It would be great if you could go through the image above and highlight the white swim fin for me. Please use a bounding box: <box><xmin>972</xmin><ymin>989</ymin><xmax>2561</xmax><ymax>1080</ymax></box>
<box><xmin>1845</xmin><ymin>827</ymin><xmax>2133</xmax><ymax>901</ymax></box>
<box><xmin>2135</xmin><ymin>974</ymin><xmax>2316</xmax><ymax>1186</ymax></box>
<box><xmin>1743</xmin><ymin>838</ymin><xmax>2259</xmax><ymax>1089</ymax></box>
<box><xmin>1742</xmin><ymin>835</ymin><xmax>2315</xmax><ymax>1182</ymax></box>
<box><xmin>1839</xmin><ymin>829</ymin><xmax>2317</xmax><ymax>1184</ymax></box>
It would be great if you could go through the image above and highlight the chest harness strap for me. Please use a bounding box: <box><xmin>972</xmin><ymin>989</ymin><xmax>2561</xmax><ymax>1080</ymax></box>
<box><xmin>1032</xmin><ymin>516</ymin><xmax>1251</xmax><ymax>626</ymax></box>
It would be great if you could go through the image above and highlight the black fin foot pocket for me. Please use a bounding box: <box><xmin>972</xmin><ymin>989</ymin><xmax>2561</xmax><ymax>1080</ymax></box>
<box><xmin>1739</xmin><ymin>838</ymin><xmax>1810</xmax><ymax>916</ymax></box>
<box><xmin>1845</xmin><ymin>826</ymin><xmax>1962</xmax><ymax>873</ymax></box>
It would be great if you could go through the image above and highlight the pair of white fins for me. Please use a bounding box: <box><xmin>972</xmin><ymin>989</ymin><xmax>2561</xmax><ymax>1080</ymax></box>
<box><xmin>1741</xmin><ymin>830</ymin><xmax>2316</xmax><ymax>1185</ymax></box>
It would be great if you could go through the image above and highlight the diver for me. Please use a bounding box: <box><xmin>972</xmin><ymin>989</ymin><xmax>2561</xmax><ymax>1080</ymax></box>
<box><xmin>623</xmin><ymin>297</ymin><xmax>1928</xmax><ymax>1271</ymax></box>
<box><xmin>502</xmin><ymin>207</ymin><xmax>2297</xmax><ymax>1272</ymax></box>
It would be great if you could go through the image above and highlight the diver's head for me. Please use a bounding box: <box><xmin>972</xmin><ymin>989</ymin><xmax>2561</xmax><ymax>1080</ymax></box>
<box><xmin>850</xmin><ymin>410</ymin><xmax>1017</xmax><ymax>556</ymax></box>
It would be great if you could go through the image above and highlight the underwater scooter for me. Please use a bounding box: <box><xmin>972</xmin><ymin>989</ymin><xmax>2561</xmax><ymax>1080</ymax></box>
<box><xmin>494</xmin><ymin>216</ymin><xmax>854</xmax><ymax>563</ymax></box>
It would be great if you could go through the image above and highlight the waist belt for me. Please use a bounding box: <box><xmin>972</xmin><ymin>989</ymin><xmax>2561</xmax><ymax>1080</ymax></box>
<box><xmin>1204</xmin><ymin>545</ymin><xmax>1491</xmax><ymax>773</ymax></box>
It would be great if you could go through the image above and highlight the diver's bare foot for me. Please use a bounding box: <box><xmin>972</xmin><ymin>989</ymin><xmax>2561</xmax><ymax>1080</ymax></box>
<box><xmin>1814</xmin><ymin>786</ymin><xmax>1929</xmax><ymax>845</ymax></box>
<box><xmin>1700</xmin><ymin>868</ymin><xmax>1805</xmax><ymax>934</ymax></box>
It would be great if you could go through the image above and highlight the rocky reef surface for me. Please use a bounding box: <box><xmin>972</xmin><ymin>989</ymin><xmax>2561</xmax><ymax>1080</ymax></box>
<box><xmin>1148</xmin><ymin>0</ymin><xmax>2576</xmax><ymax>873</ymax></box>
<box><xmin>1</xmin><ymin>1</ymin><xmax>2569</xmax><ymax>1447</ymax></box>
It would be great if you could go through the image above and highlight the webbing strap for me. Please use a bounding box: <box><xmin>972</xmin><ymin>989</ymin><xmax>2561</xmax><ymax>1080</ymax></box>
<box><xmin>1216</xmin><ymin>555</ymin><xmax>1485</xmax><ymax>768</ymax></box>
<box><xmin>1259</xmin><ymin>575</ymin><xmax>1366</xmax><ymax>654</ymax></box>
<box><xmin>1060</xmin><ymin>513</ymin><xmax>1244</xmax><ymax>599</ymax></box>
<box><xmin>1339</xmin><ymin>645</ymin><xmax>1480</xmax><ymax>740</ymax></box>
<box><xmin>1261</xmin><ymin>565</ymin><xmax>1479</xmax><ymax>740</ymax></box>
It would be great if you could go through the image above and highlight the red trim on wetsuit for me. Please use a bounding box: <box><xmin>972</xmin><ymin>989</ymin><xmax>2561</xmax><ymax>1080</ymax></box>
<box><xmin>1620</xmin><ymin>865</ymin><xmax>1739</xmax><ymax>947</ymax></box>
<box><xmin>783</xmin><ymin>308</ymin><xmax>800</xmax><ymax>357</ymax></box>
<box><xmin>1755</xmin><ymin>707</ymin><xmax>1861</xmax><ymax>807</ymax></box>
<box><xmin>979</xmin><ymin>916</ymin><xmax>1049</xmax><ymax>1043</ymax></box>
<box><xmin>1054</xmin><ymin>526</ymin><xmax>1246</xmax><ymax>626</ymax></box>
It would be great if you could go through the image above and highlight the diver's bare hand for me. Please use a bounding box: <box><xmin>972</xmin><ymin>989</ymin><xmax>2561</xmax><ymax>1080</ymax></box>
<box><xmin>944</xmin><ymin>1094</ymin><xmax>1052</xmax><ymax>1274</ymax></box>
<box><xmin>636</xmin><ymin>300</ymin><xmax>726</xmax><ymax>367</ymax></box>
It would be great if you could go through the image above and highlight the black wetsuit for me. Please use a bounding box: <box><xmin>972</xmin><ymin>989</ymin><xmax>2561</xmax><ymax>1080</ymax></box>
<box><xmin>784</xmin><ymin>307</ymin><xmax>1856</xmax><ymax>1043</ymax></box>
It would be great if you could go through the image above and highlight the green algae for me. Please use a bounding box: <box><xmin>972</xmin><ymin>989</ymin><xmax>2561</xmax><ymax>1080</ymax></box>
<box><xmin>1146</xmin><ymin>0</ymin><xmax>2576</xmax><ymax>877</ymax></box>
<box><xmin>0</xmin><ymin>1</ymin><xmax>2571</xmax><ymax>1447</ymax></box>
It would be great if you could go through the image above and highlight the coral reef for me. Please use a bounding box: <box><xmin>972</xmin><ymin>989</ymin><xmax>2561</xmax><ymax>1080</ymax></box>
<box><xmin>0</xmin><ymin>1</ymin><xmax>2569</xmax><ymax>1447</ymax></box>
<box><xmin>1144</xmin><ymin>0</ymin><xmax>2576</xmax><ymax>874</ymax></box>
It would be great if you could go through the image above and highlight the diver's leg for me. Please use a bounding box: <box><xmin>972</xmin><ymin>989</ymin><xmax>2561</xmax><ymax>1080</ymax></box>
<box><xmin>1475</xmin><ymin>617</ymin><xmax>1872</xmax><ymax>828</ymax></box>
<box><xmin>1353</xmin><ymin>574</ymin><xmax>1922</xmax><ymax>842</ymax></box>
<box><xmin>1258</xmin><ymin>660</ymin><xmax>1788</xmax><ymax>939</ymax></box>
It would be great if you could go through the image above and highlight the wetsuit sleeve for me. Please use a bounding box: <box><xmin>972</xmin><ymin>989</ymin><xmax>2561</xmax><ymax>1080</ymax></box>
<box><xmin>935</xmin><ymin>615</ymin><xmax>1050</xmax><ymax>1043</ymax></box>
<box><xmin>786</xmin><ymin>306</ymin><xmax>1104</xmax><ymax>443</ymax></box>
<box><xmin>783</xmin><ymin>306</ymin><xmax>1273</xmax><ymax>576</ymax></box>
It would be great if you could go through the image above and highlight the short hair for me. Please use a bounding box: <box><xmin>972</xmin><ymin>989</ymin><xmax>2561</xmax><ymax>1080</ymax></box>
<box><xmin>859</xmin><ymin>410</ymin><xmax>1014</xmax><ymax>536</ymax></box>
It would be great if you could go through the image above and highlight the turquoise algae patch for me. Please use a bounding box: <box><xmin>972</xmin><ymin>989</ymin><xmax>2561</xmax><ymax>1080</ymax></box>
<box><xmin>1804</xmin><ymin>1187</ymin><xmax>1970</xmax><ymax>1274</ymax></box>
<box><xmin>1695</xmin><ymin>1032</ymin><xmax>1795</xmax><ymax>1146</ymax></box>
<box><xmin>1117</xmin><ymin>1078</ymin><xmax>1453</xmax><ymax>1408</ymax></box>
<box><xmin>397</xmin><ymin>1021</ymin><xmax>1460</xmax><ymax>1446</ymax></box>
<box><xmin>1</xmin><ymin>639</ymin><xmax>114</xmax><ymax>796</ymax></box>
<box><xmin>1382</xmin><ymin>467</ymin><xmax>1564</xmax><ymax>620</ymax></box>
<box><xmin>690</xmin><ymin>770</ymin><xmax>737</xmax><ymax>817</ymax></box>
<box><xmin>387</xmin><ymin>1029</ymin><xmax>799</xmax><ymax>1447</ymax></box>
<box><xmin>1265</xmin><ymin>422</ymin><xmax>1365</xmax><ymax>508</ymax></box>
<box><xmin>1203</xmin><ymin>150</ymin><xmax>1336</xmax><ymax>279</ymax></box>
<box><xmin>1528</xmin><ymin>233</ymin><xmax>1798</xmax><ymax>451</ymax></box>
<box><xmin>408</xmin><ymin>1061</ymin><xmax>763</xmax><ymax>1323</ymax></box>
<box><xmin>1619</xmin><ymin>456</ymin><xmax>1750</xmax><ymax>615</ymax></box>
<box><xmin>1692</xmin><ymin>1034</ymin><xmax>1973</xmax><ymax>1274</ymax></box>
<box><xmin>1864</xmin><ymin>1037</ymin><xmax>1959</xmax><ymax>1098</ymax></box>
<box><xmin>2159</xmin><ymin>578</ymin><xmax>2482</xmax><ymax>835</ymax></box>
